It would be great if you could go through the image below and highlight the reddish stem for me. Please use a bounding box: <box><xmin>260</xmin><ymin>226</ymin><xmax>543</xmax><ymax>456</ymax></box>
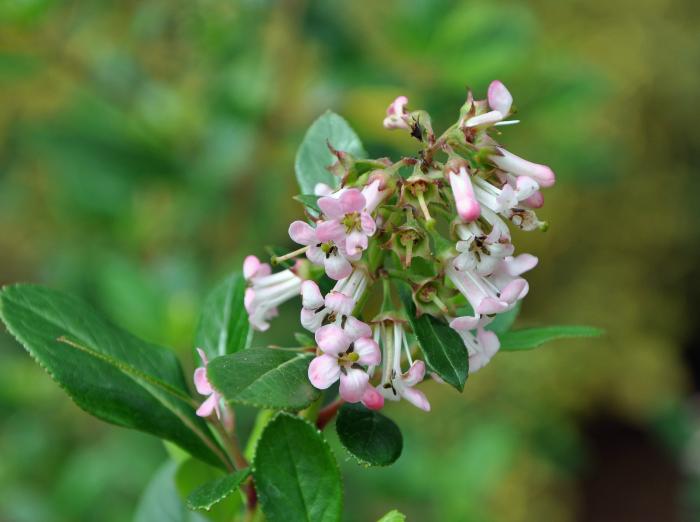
<box><xmin>316</xmin><ymin>398</ymin><xmax>345</xmax><ymax>430</ymax></box>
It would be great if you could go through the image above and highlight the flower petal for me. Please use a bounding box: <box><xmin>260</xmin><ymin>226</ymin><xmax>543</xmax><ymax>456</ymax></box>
<box><xmin>343</xmin><ymin>316</ymin><xmax>372</xmax><ymax>340</ymax></box>
<box><xmin>449</xmin><ymin>168</ymin><xmax>481</xmax><ymax>222</ymax></box>
<box><xmin>403</xmin><ymin>360</ymin><xmax>426</xmax><ymax>387</ymax></box>
<box><xmin>318</xmin><ymin>196</ymin><xmax>344</xmax><ymax>219</ymax></box>
<box><xmin>316</xmin><ymin>220</ymin><xmax>345</xmax><ymax>243</ymax></box>
<box><xmin>194</xmin><ymin>367</ymin><xmax>212</xmax><ymax>395</ymax></box>
<box><xmin>315</xmin><ymin>324</ymin><xmax>350</xmax><ymax>354</ymax></box>
<box><xmin>353</xmin><ymin>337</ymin><xmax>381</xmax><ymax>366</ymax></box>
<box><xmin>361</xmin><ymin>386</ymin><xmax>385</xmax><ymax>411</ymax></box>
<box><xmin>308</xmin><ymin>354</ymin><xmax>341</xmax><ymax>389</ymax></box>
<box><xmin>339</xmin><ymin>189</ymin><xmax>366</xmax><ymax>213</ymax></box>
<box><xmin>401</xmin><ymin>387</ymin><xmax>431</xmax><ymax>412</ymax></box>
<box><xmin>289</xmin><ymin>221</ymin><xmax>317</xmax><ymax>245</ymax></box>
<box><xmin>196</xmin><ymin>393</ymin><xmax>220</xmax><ymax>418</ymax></box>
<box><xmin>243</xmin><ymin>255</ymin><xmax>261</xmax><ymax>280</ymax></box>
<box><xmin>487</xmin><ymin>80</ymin><xmax>513</xmax><ymax>115</ymax></box>
<box><xmin>324</xmin><ymin>291</ymin><xmax>355</xmax><ymax>316</ymax></box>
<box><xmin>301</xmin><ymin>280</ymin><xmax>324</xmax><ymax>309</ymax></box>
<box><xmin>339</xmin><ymin>368</ymin><xmax>369</xmax><ymax>403</ymax></box>
<box><xmin>324</xmin><ymin>252</ymin><xmax>352</xmax><ymax>280</ymax></box>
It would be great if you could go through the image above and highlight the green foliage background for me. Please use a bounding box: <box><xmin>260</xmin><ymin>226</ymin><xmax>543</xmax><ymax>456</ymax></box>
<box><xmin>0</xmin><ymin>0</ymin><xmax>698</xmax><ymax>520</ymax></box>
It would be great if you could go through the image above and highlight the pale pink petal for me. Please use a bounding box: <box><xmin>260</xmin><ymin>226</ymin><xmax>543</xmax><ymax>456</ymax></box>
<box><xmin>289</xmin><ymin>221</ymin><xmax>317</xmax><ymax>245</ymax></box>
<box><xmin>300</xmin><ymin>308</ymin><xmax>326</xmax><ymax>332</ymax></box>
<box><xmin>243</xmin><ymin>255</ymin><xmax>261</xmax><ymax>280</ymax></box>
<box><xmin>401</xmin><ymin>387</ymin><xmax>431</xmax><ymax>412</ymax></box>
<box><xmin>196</xmin><ymin>393</ymin><xmax>219</xmax><ymax>418</ymax></box>
<box><xmin>194</xmin><ymin>367</ymin><xmax>212</xmax><ymax>395</ymax></box>
<box><xmin>515</xmin><ymin>176</ymin><xmax>539</xmax><ymax>200</ymax></box>
<box><xmin>450</xmin><ymin>316</ymin><xmax>480</xmax><ymax>332</ymax></box>
<box><xmin>503</xmin><ymin>254</ymin><xmax>538</xmax><ymax>276</ymax></box>
<box><xmin>315</xmin><ymin>324</ymin><xmax>350</xmax><ymax>354</ymax></box>
<box><xmin>306</xmin><ymin>245</ymin><xmax>325</xmax><ymax>265</ymax></box>
<box><xmin>450</xmin><ymin>168</ymin><xmax>481</xmax><ymax>222</ymax></box>
<box><xmin>403</xmin><ymin>360</ymin><xmax>426</xmax><ymax>387</ymax></box>
<box><xmin>465</xmin><ymin>110</ymin><xmax>503</xmax><ymax>127</ymax></box>
<box><xmin>244</xmin><ymin>288</ymin><xmax>255</xmax><ymax>314</ymax></box>
<box><xmin>318</xmin><ymin>196</ymin><xmax>345</xmax><ymax>219</ymax></box>
<box><xmin>324</xmin><ymin>252</ymin><xmax>352</xmax><ymax>280</ymax></box>
<box><xmin>476</xmin><ymin>297</ymin><xmax>508</xmax><ymax>315</ymax></box>
<box><xmin>522</xmin><ymin>190</ymin><xmax>544</xmax><ymax>208</ymax></box>
<box><xmin>353</xmin><ymin>337</ymin><xmax>381</xmax><ymax>366</ymax></box>
<box><xmin>361</xmin><ymin>386</ymin><xmax>385</xmax><ymax>411</ymax></box>
<box><xmin>499</xmin><ymin>278</ymin><xmax>527</xmax><ymax>304</ymax></box>
<box><xmin>314</xmin><ymin>183</ymin><xmax>334</xmax><ymax>196</ymax></box>
<box><xmin>343</xmin><ymin>317</ymin><xmax>372</xmax><ymax>340</ymax></box>
<box><xmin>324</xmin><ymin>291</ymin><xmax>355</xmax><ymax>316</ymax></box>
<box><xmin>492</xmin><ymin>148</ymin><xmax>555</xmax><ymax>188</ymax></box>
<box><xmin>308</xmin><ymin>354</ymin><xmax>341</xmax><ymax>389</ymax></box>
<box><xmin>487</xmin><ymin>80</ymin><xmax>513</xmax><ymax>115</ymax></box>
<box><xmin>345</xmin><ymin>230</ymin><xmax>368</xmax><ymax>257</ymax></box>
<box><xmin>387</xmin><ymin>95</ymin><xmax>408</xmax><ymax>116</ymax></box>
<box><xmin>361</xmin><ymin>179</ymin><xmax>383</xmax><ymax>213</ymax></box>
<box><xmin>316</xmin><ymin>220</ymin><xmax>345</xmax><ymax>243</ymax></box>
<box><xmin>339</xmin><ymin>368</ymin><xmax>369</xmax><ymax>403</ymax></box>
<box><xmin>495</xmin><ymin>184</ymin><xmax>518</xmax><ymax>211</ymax></box>
<box><xmin>339</xmin><ymin>189</ymin><xmax>366</xmax><ymax>214</ymax></box>
<box><xmin>301</xmin><ymin>280</ymin><xmax>324</xmax><ymax>309</ymax></box>
<box><xmin>478</xmin><ymin>329</ymin><xmax>500</xmax><ymax>358</ymax></box>
<box><xmin>360</xmin><ymin>212</ymin><xmax>376</xmax><ymax>235</ymax></box>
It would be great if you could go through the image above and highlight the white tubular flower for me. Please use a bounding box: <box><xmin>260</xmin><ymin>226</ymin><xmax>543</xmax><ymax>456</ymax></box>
<box><xmin>449</xmin><ymin>316</ymin><xmax>500</xmax><ymax>374</ymax></box>
<box><xmin>453</xmin><ymin>222</ymin><xmax>514</xmax><ymax>276</ymax></box>
<box><xmin>445</xmin><ymin>258</ymin><xmax>530</xmax><ymax>317</ymax></box>
<box><xmin>299</xmin><ymin>268</ymin><xmax>369</xmax><ymax>333</ymax></box>
<box><xmin>383</xmin><ymin>95</ymin><xmax>410</xmax><ymax>130</ymax></box>
<box><xmin>448</xmin><ymin>165</ymin><xmax>481</xmax><ymax>222</ymax></box>
<box><xmin>378</xmin><ymin>321</ymin><xmax>430</xmax><ymax>412</ymax></box>
<box><xmin>491</xmin><ymin>147</ymin><xmax>556</xmax><ymax>188</ymax></box>
<box><xmin>243</xmin><ymin>255</ymin><xmax>303</xmax><ymax>332</ymax></box>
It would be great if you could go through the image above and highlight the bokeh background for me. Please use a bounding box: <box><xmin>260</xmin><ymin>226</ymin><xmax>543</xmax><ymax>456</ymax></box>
<box><xmin>1</xmin><ymin>0</ymin><xmax>699</xmax><ymax>520</ymax></box>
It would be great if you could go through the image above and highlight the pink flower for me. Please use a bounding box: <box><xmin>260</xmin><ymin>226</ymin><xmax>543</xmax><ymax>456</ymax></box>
<box><xmin>446</xmin><ymin>259</ymin><xmax>529</xmax><ymax>316</ymax></box>
<box><xmin>317</xmin><ymin>189</ymin><xmax>377</xmax><ymax>258</ymax></box>
<box><xmin>453</xmin><ymin>222</ymin><xmax>514</xmax><ymax>276</ymax></box>
<box><xmin>194</xmin><ymin>348</ymin><xmax>222</xmax><ymax>419</ymax></box>
<box><xmin>463</xmin><ymin>81</ymin><xmax>517</xmax><ymax>128</ymax></box>
<box><xmin>288</xmin><ymin>220</ymin><xmax>353</xmax><ymax>280</ymax></box>
<box><xmin>383</xmin><ymin>95</ymin><xmax>410</xmax><ymax>130</ymax></box>
<box><xmin>448</xmin><ymin>166</ymin><xmax>481</xmax><ymax>222</ymax></box>
<box><xmin>243</xmin><ymin>255</ymin><xmax>302</xmax><ymax>331</ymax></box>
<box><xmin>307</xmin><ymin>323</ymin><xmax>381</xmax><ymax>404</ymax></box>
<box><xmin>449</xmin><ymin>316</ymin><xmax>500</xmax><ymax>374</ymax></box>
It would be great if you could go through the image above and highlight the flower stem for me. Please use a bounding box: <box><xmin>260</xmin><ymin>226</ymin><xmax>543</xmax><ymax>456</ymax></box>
<box><xmin>272</xmin><ymin>245</ymin><xmax>308</xmax><ymax>265</ymax></box>
<box><xmin>316</xmin><ymin>398</ymin><xmax>345</xmax><ymax>430</ymax></box>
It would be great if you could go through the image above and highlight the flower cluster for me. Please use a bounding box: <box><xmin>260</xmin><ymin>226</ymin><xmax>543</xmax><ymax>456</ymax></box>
<box><xmin>210</xmin><ymin>80</ymin><xmax>556</xmax><ymax>417</ymax></box>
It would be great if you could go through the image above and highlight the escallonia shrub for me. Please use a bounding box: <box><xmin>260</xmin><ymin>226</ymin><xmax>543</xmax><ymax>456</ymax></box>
<box><xmin>0</xmin><ymin>82</ymin><xmax>601</xmax><ymax>521</ymax></box>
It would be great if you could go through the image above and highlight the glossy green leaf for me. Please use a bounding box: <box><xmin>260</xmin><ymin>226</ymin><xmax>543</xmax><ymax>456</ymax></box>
<box><xmin>253</xmin><ymin>413</ymin><xmax>342</xmax><ymax>522</ymax></box>
<box><xmin>207</xmin><ymin>348</ymin><xmax>319</xmax><ymax>411</ymax></box>
<box><xmin>377</xmin><ymin>510</ymin><xmax>407</xmax><ymax>522</ymax></box>
<box><xmin>175</xmin><ymin>458</ymin><xmax>243</xmax><ymax>522</ymax></box>
<box><xmin>0</xmin><ymin>284</ymin><xmax>225</xmax><ymax>468</ymax></box>
<box><xmin>195</xmin><ymin>272</ymin><xmax>249</xmax><ymax>360</ymax></box>
<box><xmin>185</xmin><ymin>468</ymin><xmax>250</xmax><ymax>512</ymax></box>
<box><xmin>336</xmin><ymin>403</ymin><xmax>403</xmax><ymax>467</ymax></box>
<box><xmin>294</xmin><ymin>110</ymin><xmax>365</xmax><ymax>194</ymax></box>
<box><xmin>134</xmin><ymin>461</ymin><xmax>208</xmax><ymax>522</ymax></box>
<box><xmin>293</xmin><ymin>194</ymin><xmax>321</xmax><ymax>214</ymax></box>
<box><xmin>400</xmin><ymin>288</ymin><xmax>468</xmax><ymax>391</ymax></box>
<box><xmin>499</xmin><ymin>325</ymin><xmax>604</xmax><ymax>351</ymax></box>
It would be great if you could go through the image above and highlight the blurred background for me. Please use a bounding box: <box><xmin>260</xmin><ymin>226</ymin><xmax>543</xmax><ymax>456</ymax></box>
<box><xmin>1</xmin><ymin>0</ymin><xmax>699</xmax><ymax>520</ymax></box>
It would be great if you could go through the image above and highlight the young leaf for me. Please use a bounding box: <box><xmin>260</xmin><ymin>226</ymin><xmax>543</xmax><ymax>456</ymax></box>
<box><xmin>499</xmin><ymin>325</ymin><xmax>604</xmax><ymax>351</ymax></box>
<box><xmin>134</xmin><ymin>461</ymin><xmax>208</xmax><ymax>522</ymax></box>
<box><xmin>377</xmin><ymin>510</ymin><xmax>407</xmax><ymax>522</ymax></box>
<box><xmin>0</xmin><ymin>284</ymin><xmax>226</xmax><ymax>468</ymax></box>
<box><xmin>207</xmin><ymin>348</ymin><xmax>320</xmax><ymax>411</ymax></box>
<box><xmin>335</xmin><ymin>403</ymin><xmax>403</xmax><ymax>467</ymax></box>
<box><xmin>293</xmin><ymin>194</ymin><xmax>321</xmax><ymax>214</ymax></box>
<box><xmin>253</xmin><ymin>413</ymin><xmax>342</xmax><ymax>522</ymax></box>
<box><xmin>294</xmin><ymin>110</ymin><xmax>366</xmax><ymax>194</ymax></box>
<box><xmin>400</xmin><ymin>287</ymin><xmax>468</xmax><ymax>391</ymax></box>
<box><xmin>185</xmin><ymin>468</ymin><xmax>251</xmax><ymax>512</ymax></box>
<box><xmin>195</xmin><ymin>272</ymin><xmax>249</xmax><ymax>360</ymax></box>
<box><xmin>175</xmin><ymin>458</ymin><xmax>243</xmax><ymax>522</ymax></box>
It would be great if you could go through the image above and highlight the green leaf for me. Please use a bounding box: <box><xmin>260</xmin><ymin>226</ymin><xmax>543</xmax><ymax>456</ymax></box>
<box><xmin>294</xmin><ymin>110</ymin><xmax>366</xmax><ymax>194</ymax></box>
<box><xmin>377</xmin><ymin>510</ymin><xmax>407</xmax><ymax>522</ymax></box>
<box><xmin>486</xmin><ymin>301</ymin><xmax>521</xmax><ymax>335</ymax></box>
<box><xmin>400</xmin><ymin>287</ymin><xmax>468</xmax><ymax>391</ymax></box>
<box><xmin>134</xmin><ymin>461</ymin><xmax>208</xmax><ymax>522</ymax></box>
<box><xmin>207</xmin><ymin>348</ymin><xmax>320</xmax><ymax>411</ymax></box>
<box><xmin>195</xmin><ymin>272</ymin><xmax>249</xmax><ymax>360</ymax></box>
<box><xmin>0</xmin><ymin>284</ymin><xmax>226</xmax><ymax>468</ymax></box>
<box><xmin>175</xmin><ymin>458</ymin><xmax>243</xmax><ymax>522</ymax></box>
<box><xmin>499</xmin><ymin>325</ymin><xmax>604</xmax><ymax>351</ymax></box>
<box><xmin>293</xmin><ymin>194</ymin><xmax>321</xmax><ymax>214</ymax></box>
<box><xmin>185</xmin><ymin>468</ymin><xmax>251</xmax><ymax>512</ymax></box>
<box><xmin>253</xmin><ymin>413</ymin><xmax>342</xmax><ymax>522</ymax></box>
<box><xmin>336</xmin><ymin>403</ymin><xmax>403</xmax><ymax>467</ymax></box>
